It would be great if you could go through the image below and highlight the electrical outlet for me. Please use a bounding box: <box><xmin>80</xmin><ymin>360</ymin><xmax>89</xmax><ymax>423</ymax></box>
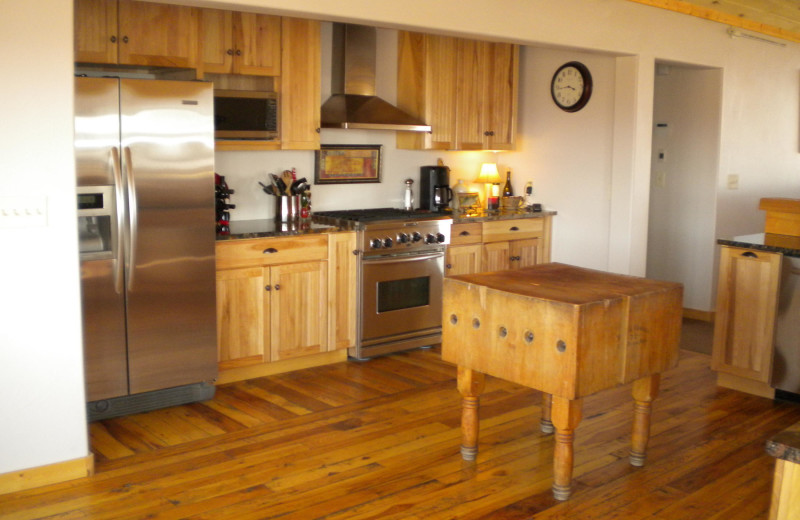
<box><xmin>0</xmin><ymin>196</ymin><xmax>48</xmax><ymax>228</ymax></box>
<box><xmin>727</xmin><ymin>174</ymin><xmax>739</xmax><ymax>190</ymax></box>
<box><xmin>655</xmin><ymin>171</ymin><xmax>666</xmax><ymax>187</ymax></box>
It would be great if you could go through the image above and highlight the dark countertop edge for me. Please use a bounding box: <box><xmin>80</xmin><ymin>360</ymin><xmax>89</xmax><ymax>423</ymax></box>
<box><xmin>766</xmin><ymin>428</ymin><xmax>800</xmax><ymax>464</ymax></box>
<box><xmin>717</xmin><ymin>234</ymin><xmax>800</xmax><ymax>258</ymax></box>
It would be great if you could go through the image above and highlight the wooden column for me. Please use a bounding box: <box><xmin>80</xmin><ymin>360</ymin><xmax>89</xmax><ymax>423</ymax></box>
<box><xmin>550</xmin><ymin>395</ymin><xmax>583</xmax><ymax>501</ymax></box>
<box><xmin>457</xmin><ymin>366</ymin><xmax>485</xmax><ymax>461</ymax></box>
<box><xmin>630</xmin><ymin>374</ymin><xmax>660</xmax><ymax>466</ymax></box>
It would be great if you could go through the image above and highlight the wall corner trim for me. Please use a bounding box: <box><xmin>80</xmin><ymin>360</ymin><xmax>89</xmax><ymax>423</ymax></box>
<box><xmin>0</xmin><ymin>454</ymin><xmax>94</xmax><ymax>496</ymax></box>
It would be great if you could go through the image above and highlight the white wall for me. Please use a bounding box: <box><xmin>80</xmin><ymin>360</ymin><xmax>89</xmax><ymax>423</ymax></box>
<box><xmin>647</xmin><ymin>66</ymin><xmax>722</xmax><ymax>311</ymax></box>
<box><xmin>0</xmin><ymin>1</ymin><xmax>88</xmax><ymax>474</ymax></box>
<box><xmin>4</xmin><ymin>0</ymin><xmax>800</xmax><ymax>478</ymax></box>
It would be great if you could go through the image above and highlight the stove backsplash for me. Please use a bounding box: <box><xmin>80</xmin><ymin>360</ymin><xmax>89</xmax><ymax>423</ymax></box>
<box><xmin>214</xmin><ymin>136</ymin><xmax>497</xmax><ymax>221</ymax></box>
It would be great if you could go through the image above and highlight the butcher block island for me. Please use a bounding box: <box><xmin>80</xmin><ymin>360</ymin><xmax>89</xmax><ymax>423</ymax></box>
<box><xmin>442</xmin><ymin>263</ymin><xmax>683</xmax><ymax>500</ymax></box>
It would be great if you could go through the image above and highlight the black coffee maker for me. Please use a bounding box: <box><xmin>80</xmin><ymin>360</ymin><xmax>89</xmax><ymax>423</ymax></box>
<box><xmin>420</xmin><ymin>165</ymin><xmax>453</xmax><ymax>212</ymax></box>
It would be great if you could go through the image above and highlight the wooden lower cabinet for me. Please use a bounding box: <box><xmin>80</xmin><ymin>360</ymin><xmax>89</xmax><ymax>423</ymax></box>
<box><xmin>711</xmin><ymin>245</ymin><xmax>781</xmax><ymax>397</ymax></box>
<box><xmin>269</xmin><ymin>261</ymin><xmax>327</xmax><ymax>361</ymax></box>
<box><xmin>448</xmin><ymin>216</ymin><xmax>551</xmax><ymax>276</ymax></box>
<box><xmin>446</xmin><ymin>244</ymin><xmax>483</xmax><ymax>276</ymax></box>
<box><xmin>216</xmin><ymin>267</ymin><xmax>266</xmax><ymax>369</ymax></box>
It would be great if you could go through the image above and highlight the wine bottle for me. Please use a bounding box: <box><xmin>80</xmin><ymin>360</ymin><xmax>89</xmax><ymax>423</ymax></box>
<box><xmin>502</xmin><ymin>171</ymin><xmax>514</xmax><ymax>197</ymax></box>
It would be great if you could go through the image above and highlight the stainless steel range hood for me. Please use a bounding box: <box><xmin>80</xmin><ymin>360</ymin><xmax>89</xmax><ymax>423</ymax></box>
<box><xmin>321</xmin><ymin>24</ymin><xmax>431</xmax><ymax>132</ymax></box>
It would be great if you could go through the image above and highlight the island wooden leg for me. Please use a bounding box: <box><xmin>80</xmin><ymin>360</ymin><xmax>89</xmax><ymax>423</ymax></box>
<box><xmin>550</xmin><ymin>395</ymin><xmax>583</xmax><ymax>501</ymax></box>
<box><xmin>457</xmin><ymin>366</ymin><xmax>485</xmax><ymax>461</ymax></box>
<box><xmin>630</xmin><ymin>374</ymin><xmax>660</xmax><ymax>467</ymax></box>
<box><xmin>540</xmin><ymin>393</ymin><xmax>554</xmax><ymax>434</ymax></box>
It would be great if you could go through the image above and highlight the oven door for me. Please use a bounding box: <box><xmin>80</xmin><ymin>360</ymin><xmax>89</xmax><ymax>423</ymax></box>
<box><xmin>361</xmin><ymin>251</ymin><xmax>444</xmax><ymax>347</ymax></box>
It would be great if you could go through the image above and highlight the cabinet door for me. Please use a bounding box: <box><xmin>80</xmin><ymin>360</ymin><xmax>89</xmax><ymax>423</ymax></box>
<box><xmin>510</xmin><ymin>238</ymin><xmax>542</xmax><ymax>269</ymax></box>
<box><xmin>199</xmin><ymin>8</ymin><xmax>234</xmax><ymax>74</ymax></box>
<box><xmin>75</xmin><ymin>0</ymin><xmax>118</xmax><ymax>64</ymax></box>
<box><xmin>234</xmin><ymin>13</ymin><xmax>281</xmax><ymax>76</ymax></box>
<box><xmin>270</xmin><ymin>261</ymin><xmax>328</xmax><ymax>361</ymax></box>
<box><xmin>396</xmin><ymin>32</ymin><xmax>457</xmax><ymax>150</ymax></box>
<box><xmin>446</xmin><ymin>244</ymin><xmax>483</xmax><ymax>276</ymax></box>
<box><xmin>483</xmin><ymin>241</ymin><xmax>511</xmax><ymax>272</ymax></box>
<box><xmin>483</xmin><ymin>42</ymin><xmax>519</xmax><ymax>150</ymax></box>
<box><xmin>117</xmin><ymin>0</ymin><xmax>198</xmax><ymax>68</ymax></box>
<box><xmin>711</xmin><ymin>247</ymin><xmax>781</xmax><ymax>383</ymax></box>
<box><xmin>328</xmin><ymin>232</ymin><xmax>357</xmax><ymax>351</ymax></box>
<box><xmin>280</xmin><ymin>17</ymin><xmax>321</xmax><ymax>150</ymax></box>
<box><xmin>216</xmin><ymin>267</ymin><xmax>267</xmax><ymax>370</ymax></box>
<box><xmin>454</xmin><ymin>39</ymin><xmax>486</xmax><ymax>150</ymax></box>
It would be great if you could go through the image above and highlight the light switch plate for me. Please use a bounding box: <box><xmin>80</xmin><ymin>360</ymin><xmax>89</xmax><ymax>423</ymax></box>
<box><xmin>0</xmin><ymin>196</ymin><xmax>48</xmax><ymax>228</ymax></box>
<box><xmin>727</xmin><ymin>174</ymin><xmax>739</xmax><ymax>190</ymax></box>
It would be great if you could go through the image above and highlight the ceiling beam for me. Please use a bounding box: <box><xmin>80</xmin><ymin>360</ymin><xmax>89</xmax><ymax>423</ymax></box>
<box><xmin>626</xmin><ymin>0</ymin><xmax>800</xmax><ymax>44</ymax></box>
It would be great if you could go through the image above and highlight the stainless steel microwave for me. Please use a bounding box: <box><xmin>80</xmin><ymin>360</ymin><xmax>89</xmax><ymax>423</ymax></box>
<box><xmin>213</xmin><ymin>89</ymin><xmax>279</xmax><ymax>140</ymax></box>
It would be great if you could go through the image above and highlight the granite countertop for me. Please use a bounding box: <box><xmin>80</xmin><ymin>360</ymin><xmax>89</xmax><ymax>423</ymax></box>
<box><xmin>717</xmin><ymin>232</ymin><xmax>800</xmax><ymax>258</ymax></box>
<box><xmin>453</xmin><ymin>208</ymin><xmax>557</xmax><ymax>224</ymax></box>
<box><xmin>766</xmin><ymin>421</ymin><xmax>800</xmax><ymax>463</ymax></box>
<box><xmin>217</xmin><ymin>209</ymin><xmax>557</xmax><ymax>241</ymax></box>
<box><xmin>216</xmin><ymin>219</ymin><xmax>338</xmax><ymax>241</ymax></box>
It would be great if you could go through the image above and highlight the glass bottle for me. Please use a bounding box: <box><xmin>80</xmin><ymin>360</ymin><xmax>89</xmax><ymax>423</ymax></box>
<box><xmin>403</xmin><ymin>179</ymin><xmax>414</xmax><ymax>211</ymax></box>
<box><xmin>502</xmin><ymin>170</ymin><xmax>514</xmax><ymax>197</ymax></box>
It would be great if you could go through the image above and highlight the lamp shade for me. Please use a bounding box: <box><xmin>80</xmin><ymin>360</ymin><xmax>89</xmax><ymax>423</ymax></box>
<box><xmin>475</xmin><ymin>163</ymin><xmax>501</xmax><ymax>184</ymax></box>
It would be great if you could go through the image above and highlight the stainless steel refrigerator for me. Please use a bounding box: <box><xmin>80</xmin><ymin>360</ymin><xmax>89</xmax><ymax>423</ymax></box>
<box><xmin>75</xmin><ymin>77</ymin><xmax>217</xmax><ymax>420</ymax></box>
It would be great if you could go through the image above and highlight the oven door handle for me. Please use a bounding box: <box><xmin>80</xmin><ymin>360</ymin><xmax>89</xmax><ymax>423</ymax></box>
<box><xmin>362</xmin><ymin>252</ymin><xmax>443</xmax><ymax>264</ymax></box>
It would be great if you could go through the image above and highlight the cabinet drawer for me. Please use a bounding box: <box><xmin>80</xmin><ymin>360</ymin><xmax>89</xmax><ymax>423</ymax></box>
<box><xmin>450</xmin><ymin>223</ymin><xmax>482</xmax><ymax>245</ymax></box>
<box><xmin>482</xmin><ymin>218</ymin><xmax>544</xmax><ymax>242</ymax></box>
<box><xmin>216</xmin><ymin>235</ymin><xmax>328</xmax><ymax>270</ymax></box>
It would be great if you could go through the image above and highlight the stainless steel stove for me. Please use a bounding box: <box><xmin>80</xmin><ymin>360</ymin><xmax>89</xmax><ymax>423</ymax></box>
<box><xmin>313</xmin><ymin>208</ymin><xmax>452</xmax><ymax>359</ymax></box>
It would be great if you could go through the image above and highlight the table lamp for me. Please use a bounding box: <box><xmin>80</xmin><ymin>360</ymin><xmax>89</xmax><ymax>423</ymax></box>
<box><xmin>475</xmin><ymin>163</ymin><xmax>501</xmax><ymax>210</ymax></box>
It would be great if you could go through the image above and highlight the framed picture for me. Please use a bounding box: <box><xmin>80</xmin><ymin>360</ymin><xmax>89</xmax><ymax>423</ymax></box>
<box><xmin>315</xmin><ymin>145</ymin><xmax>382</xmax><ymax>184</ymax></box>
<box><xmin>457</xmin><ymin>192</ymin><xmax>481</xmax><ymax>213</ymax></box>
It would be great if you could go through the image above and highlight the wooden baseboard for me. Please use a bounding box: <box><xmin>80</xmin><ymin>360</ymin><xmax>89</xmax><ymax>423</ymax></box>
<box><xmin>683</xmin><ymin>308</ymin><xmax>714</xmax><ymax>322</ymax></box>
<box><xmin>717</xmin><ymin>372</ymin><xmax>775</xmax><ymax>399</ymax></box>
<box><xmin>216</xmin><ymin>349</ymin><xmax>348</xmax><ymax>385</ymax></box>
<box><xmin>0</xmin><ymin>454</ymin><xmax>94</xmax><ymax>496</ymax></box>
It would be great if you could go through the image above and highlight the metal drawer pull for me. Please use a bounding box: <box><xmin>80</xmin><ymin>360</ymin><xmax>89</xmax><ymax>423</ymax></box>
<box><xmin>742</xmin><ymin>251</ymin><xmax>758</xmax><ymax>258</ymax></box>
<box><xmin>459</xmin><ymin>230</ymin><xmax>471</xmax><ymax>236</ymax></box>
<box><xmin>265</xmin><ymin>285</ymin><xmax>271</xmax><ymax>291</ymax></box>
<box><xmin>263</xmin><ymin>247</ymin><xmax>278</xmax><ymax>254</ymax></box>
<box><xmin>274</xmin><ymin>284</ymin><xmax>280</xmax><ymax>291</ymax></box>
<box><xmin>510</xmin><ymin>226</ymin><xmax>519</xmax><ymax>231</ymax></box>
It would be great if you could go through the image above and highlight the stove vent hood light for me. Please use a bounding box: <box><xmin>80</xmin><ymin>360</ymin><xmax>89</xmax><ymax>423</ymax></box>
<box><xmin>320</xmin><ymin>24</ymin><xmax>431</xmax><ymax>132</ymax></box>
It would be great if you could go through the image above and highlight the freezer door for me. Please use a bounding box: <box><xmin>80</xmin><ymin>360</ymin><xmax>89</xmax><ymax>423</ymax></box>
<box><xmin>120</xmin><ymin>79</ymin><xmax>218</xmax><ymax>394</ymax></box>
<box><xmin>75</xmin><ymin>77</ymin><xmax>129</xmax><ymax>401</ymax></box>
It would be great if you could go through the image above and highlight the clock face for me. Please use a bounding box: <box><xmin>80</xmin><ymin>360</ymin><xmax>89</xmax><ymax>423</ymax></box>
<box><xmin>551</xmin><ymin>62</ymin><xmax>592</xmax><ymax>112</ymax></box>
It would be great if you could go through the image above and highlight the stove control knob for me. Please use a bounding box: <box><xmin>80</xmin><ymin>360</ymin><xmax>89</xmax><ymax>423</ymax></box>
<box><xmin>424</xmin><ymin>233</ymin><xmax>436</xmax><ymax>244</ymax></box>
<box><xmin>411</xmin><ymin>232</ymin><xmax>423</xmax><ymax>243</ymax></box>
<box><xmin>370</xmin><ymin>238</ymin><xmax>382</xmax><ymax>249</ymax></box>
<box><xmin>397</xmin><ymin>232</ymin><xmax>410</xmax><ymax>244</ymax></box>
<box><xmin>383</xmin><ymin>237</ymin><xmax>394</xmax><ymax>248</ymax></box>
<box><xmin>436</xmin><ymin>233</ymin><xmax>446</xmax><ymax>243</ymax></box>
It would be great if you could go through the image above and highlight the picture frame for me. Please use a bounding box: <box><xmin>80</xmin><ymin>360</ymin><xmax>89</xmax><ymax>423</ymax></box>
<box><xmin>314</xmin><ymin>144</ymin><xmax>382</xmax><ymax>184</ymax></box>
<box><xmin>457</xmin><ymin>192</ymin><xmax>481</xmax><ymax>214</ymax></box>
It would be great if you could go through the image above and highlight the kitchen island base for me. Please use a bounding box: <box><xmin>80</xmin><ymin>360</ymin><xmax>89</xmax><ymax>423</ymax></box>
<box><xmin>443</xmin><ymin>263</ymin><xmax>682</xmax><ymax>500</ymax></box>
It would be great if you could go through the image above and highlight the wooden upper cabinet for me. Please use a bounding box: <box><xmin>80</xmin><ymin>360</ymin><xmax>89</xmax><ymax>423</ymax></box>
<box><xmin>280</xmin><ymin>17</ymin><xmax>321</xmax><ymax>150</ymax></box>
<box><xmin>75</xmin><ymin>0</ymin><xmax>198</xmax><ymax>68</ymax></box>
<box><xmin>397</xmin><ymin>32</ymin><xmax>458</xmax><ymax>150</ymax></box>
<box><xmin>200</xmin><ymin>9</ymin><xmax>281</xmax><ymax>76</ymax></box>
<box><xmin>397</xmin><ymin>31</ymin><xmax>518</xmax><ymax>151</ymax></box>
<box><xmin>483</xmin><ymin>42</ymin><xmax>519</xmax><ymax>151</ymax></box>
<box><xmin>74</xmin><ymin>0</ymin><xmax>118</xmax><ymax>64</ymax></box>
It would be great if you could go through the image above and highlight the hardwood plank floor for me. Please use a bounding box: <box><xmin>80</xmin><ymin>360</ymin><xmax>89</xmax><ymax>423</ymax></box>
<box><xmin>2</xmin><ymin>347</ymin><xmax>799</xmax><ymax>519</ymax></box>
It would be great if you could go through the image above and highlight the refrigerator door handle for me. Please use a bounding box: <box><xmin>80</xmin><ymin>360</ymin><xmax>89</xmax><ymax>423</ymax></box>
<box><xmin>124</xmin><ymin>146</ymin><xmax>138</xmax><ymax>291</ymax></box>
<box><xmin>111</xmin><ymin>147</ymin><xmax>125</xmax><ymax>294</ymax></box>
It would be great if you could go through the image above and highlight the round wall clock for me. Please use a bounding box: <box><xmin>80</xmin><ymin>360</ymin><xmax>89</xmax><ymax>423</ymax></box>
<box><xmin>551</xmin><ymin>61</ymin><xmax>593</xmax><ymax>112</ymax></box>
